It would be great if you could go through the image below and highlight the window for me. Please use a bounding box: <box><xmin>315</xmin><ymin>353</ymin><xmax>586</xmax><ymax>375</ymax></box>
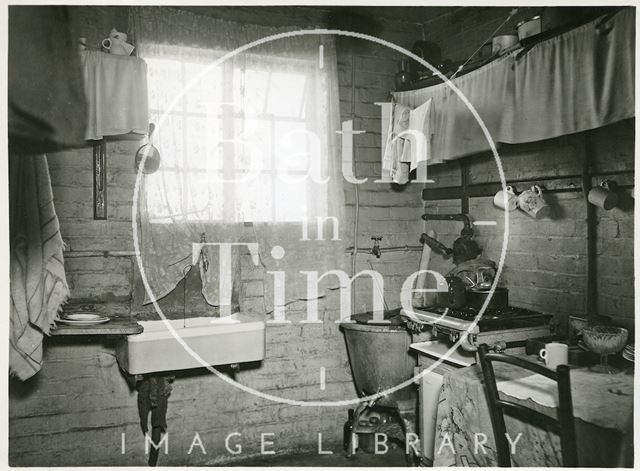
<box><xmin>144</xmin><ymin>47</ymin><xmax>329</xmax><ymax>224</ymax></box>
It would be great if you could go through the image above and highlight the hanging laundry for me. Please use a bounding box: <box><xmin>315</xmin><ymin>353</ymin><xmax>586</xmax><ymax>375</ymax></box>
<box><xmin>137</xmin><ymin>375</ymin><xmax>175</xmax><ymax>467</ymax></box>
<box><xmin>401</xmin><ymin>98</ymin><xmax>433</xmax><ymax>172</ymax></box>
<box><xmin>381</xmin><ymin>102</ymin><xmax>411</xmax><ymax>184</ymax></box>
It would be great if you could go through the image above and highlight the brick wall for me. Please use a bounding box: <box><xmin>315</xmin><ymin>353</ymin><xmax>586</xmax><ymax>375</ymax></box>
<box><xmin>9</xmin><ymin>6</ymin><xmax>427</xmax><ymax>466</ymax></box>
<box><xmin>337</xmin><ymin>27</ymin><xmax>427</xmax><ymax>313</ymax></box>
<box><xmin>423</xmin><ymin>122</ymin><xmax>634</xmax><ymax>331</ymax></box>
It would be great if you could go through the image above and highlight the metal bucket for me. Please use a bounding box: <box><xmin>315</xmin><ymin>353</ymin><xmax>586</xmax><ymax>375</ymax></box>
<box><xmin>340</xmin><ymin>309</ymin><xmax>416</xmax><ymax>407</ymax></box>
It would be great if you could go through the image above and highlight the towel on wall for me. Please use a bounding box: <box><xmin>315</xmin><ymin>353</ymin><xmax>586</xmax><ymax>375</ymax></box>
<box><xmin>9</xmin><ymin>154</ymin><xmax>69</xmax><ymax>380</ymax></box>
<box><xmin>82</xmin><ymin>50</ymin><xmax>149</xmax><ymax>140</ymax></box>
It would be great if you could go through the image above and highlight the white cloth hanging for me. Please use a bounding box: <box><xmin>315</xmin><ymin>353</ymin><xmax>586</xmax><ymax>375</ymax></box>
<box><xmin>401</xmin><ymin>98</ymin><xmax>433</xmax><ymax>171</ymax></box>
<box><xmin>82</xmin><ymin>51</ymin><xmax>149</xmax><ymax>140</ymax></box>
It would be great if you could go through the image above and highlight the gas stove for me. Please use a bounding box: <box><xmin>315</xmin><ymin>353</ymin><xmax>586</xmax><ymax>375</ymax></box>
<box><xmin>401</xmin><ymin>305</ymin><xmax>553</xmax><ymax>352</ymax></box>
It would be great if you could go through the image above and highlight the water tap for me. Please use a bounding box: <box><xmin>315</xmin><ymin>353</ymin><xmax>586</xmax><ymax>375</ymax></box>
<box><xmin>371</xmin><ymin>236</ymin><xmax>382</xmax><ymax>258</ymax></box>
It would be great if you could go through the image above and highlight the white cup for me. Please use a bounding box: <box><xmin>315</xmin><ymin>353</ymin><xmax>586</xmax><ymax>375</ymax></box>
<box><xmin>539</xmin><ymin>342</ymin><xmax>569</xmax><ymax>370</ymax></box>
<box><xmin>493</xmin><ymin>186</ymin><xmax>517</xmax><ymax>211</ymax></box>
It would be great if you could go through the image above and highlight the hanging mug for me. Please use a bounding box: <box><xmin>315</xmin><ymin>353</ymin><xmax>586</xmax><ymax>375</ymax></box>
<box><xmin>588</xmin><ymin>181</ymin><xmax>618</xmax><ymax>210</ymax></box>
<box><xmin>102</xmin><ymin>37</ymin><xmax>135</xmax><ymax>56</ymax></box>
<box><xmin>493</xmin><ymin>185</ymin><xmax>518</xmax><ymax>211</ymax></box>
<box><xmin>518</xmin><ymin>185</ymin><xmax>551</xmax><ymax>219</ymax></box>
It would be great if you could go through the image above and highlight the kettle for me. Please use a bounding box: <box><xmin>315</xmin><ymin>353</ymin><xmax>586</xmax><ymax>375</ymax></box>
<box><xmin>436</xmin><ymin>275</ymin><xmax>467</xmax><ymax>309</ymax></box>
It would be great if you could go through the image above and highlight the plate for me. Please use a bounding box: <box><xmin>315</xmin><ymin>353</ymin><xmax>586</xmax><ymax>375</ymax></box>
<box><xmin>58</xmin><ymin>314</ymin><xmax>110</xmax><ymax>326</ymax></box>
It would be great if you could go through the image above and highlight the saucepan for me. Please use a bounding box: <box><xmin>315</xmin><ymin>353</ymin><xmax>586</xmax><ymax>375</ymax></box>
<box><xmin>466</xmin><ymin>287</ymin><xmax>509</xmax><ymax>311</ymax></box>
<box><xmin>436</xmin><ymin>282</ymin><xmax>509</xmax><ymax>311</ymax></box>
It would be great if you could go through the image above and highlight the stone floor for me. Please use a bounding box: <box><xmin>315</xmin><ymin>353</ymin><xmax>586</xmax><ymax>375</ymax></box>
<box><xmin>233</xmin><ymin>443</ymin><xmax>409</xmax><ymax>467</ymax></box>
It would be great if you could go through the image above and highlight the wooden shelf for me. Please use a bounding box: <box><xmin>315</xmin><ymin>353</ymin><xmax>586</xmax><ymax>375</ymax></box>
<box><xmin>49</xmin><ymin>317</ymin><xmax>143</xmax><ymax>336</ymax></box>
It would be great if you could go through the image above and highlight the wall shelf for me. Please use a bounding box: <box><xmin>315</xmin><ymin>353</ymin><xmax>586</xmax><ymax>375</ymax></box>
<box><xmin>50</xmin><ymin>318</ymin><xmax>142</xmax><ymax>336</ymax></box>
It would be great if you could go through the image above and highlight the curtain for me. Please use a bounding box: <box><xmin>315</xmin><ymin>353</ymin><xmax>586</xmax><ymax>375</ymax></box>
<box><xmin>130</xmin><ymin>7</ymin><xmax>347</xmax><ymax>315</ymax></box>
<box><xmin>393</xmin><ymin>7</ymin><xmax>634</xmax><ymax>163</ymax></box>
<box><xmin>8</xmin><ymin>6</ymin><xmax>86</xmax><ymax>153</ymax></box>
<box><xmin>506</xmin><ymin>7</ymin><xmax>635</xmax><ymax>143</ymax></box>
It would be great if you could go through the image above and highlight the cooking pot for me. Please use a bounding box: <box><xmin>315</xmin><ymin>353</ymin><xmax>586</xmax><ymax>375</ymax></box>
<box><xmin>466</xmin><ymin>287</ymin><xmax>509</xmax><ymax>311</ymax></box>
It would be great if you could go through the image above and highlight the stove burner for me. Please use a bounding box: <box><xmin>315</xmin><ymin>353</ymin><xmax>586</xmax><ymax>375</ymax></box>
<box><xmin>419</xmin><ymin>305</ymin><xmax>552</xmax><ymax>332</ymax></box>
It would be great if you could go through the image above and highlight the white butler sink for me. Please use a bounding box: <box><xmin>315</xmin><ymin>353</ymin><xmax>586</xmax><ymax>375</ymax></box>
<box><xmin>116</xmin><ymin>313</ymin><xmax>265</xmax><ymax>374</ymax></box>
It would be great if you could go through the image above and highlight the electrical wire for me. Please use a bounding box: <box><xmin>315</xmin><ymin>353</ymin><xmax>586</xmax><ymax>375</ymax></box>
<box><xmin>449</xmin><ymin>8</ymin><xmax>519</xmax><ymax>81</ymax></box>
<box><xmin>350</xmin><ymin>46</ymin><xmax>359</xmax><ymax>317</ymax></box>
<box><xmin>367</xmin><ymin>259</ymin><xmax>390</xmax><ymax>312</ymax></box>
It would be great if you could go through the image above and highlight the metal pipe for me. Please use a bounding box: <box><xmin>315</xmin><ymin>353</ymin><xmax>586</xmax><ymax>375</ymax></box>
<box><xmin>422</xmin><ymin>212</ymin><xmax>473</xmax><ymax>237</ymax></box>
<box><xmin>345</xmin><ymin>245</ymin><xmax>423</xmax><ymax>254</ymax></box>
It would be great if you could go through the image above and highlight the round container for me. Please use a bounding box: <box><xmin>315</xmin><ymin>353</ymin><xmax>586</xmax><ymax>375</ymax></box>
<box><xmin>340</xmin><ymin>309</ymin><xmax>415</xmax><ymax>407</ymax></box>
<box><xmin>491</xmin><ymin>34</ymin><xmax>519</xmax><ymax>55</ymax></box>
<box><xmin>517</xmin><ymin>16</ymin><xmax>542</xmax><ymax>41</ymax></box>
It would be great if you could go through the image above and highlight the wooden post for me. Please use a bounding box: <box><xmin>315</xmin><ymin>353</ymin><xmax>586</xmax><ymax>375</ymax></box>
<box><xmin>582</xmin><ymin>132</ymin><xmax>597</xmax><ymax>319</ymax></box>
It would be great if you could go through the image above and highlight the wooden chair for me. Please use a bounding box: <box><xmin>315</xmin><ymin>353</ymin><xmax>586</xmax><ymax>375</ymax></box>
<box><xmin>477</xmin><ymin>344</ymin><xmax>578</xmax><ymax>467</ymax></box>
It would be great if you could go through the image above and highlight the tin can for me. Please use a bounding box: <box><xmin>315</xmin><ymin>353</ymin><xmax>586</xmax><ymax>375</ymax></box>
<box><xmin>517</xmin><ymin>16</ymin><xmax>542</xmax><ymax>41</ymax></box>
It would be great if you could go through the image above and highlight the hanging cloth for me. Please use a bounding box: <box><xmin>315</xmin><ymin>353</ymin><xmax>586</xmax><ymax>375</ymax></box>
<box><xmin>393</xmin><ymin>8</ymin><xmax>634</xmax><ymax>162</ymax></box>
<box><xmin>9</xmin><ymin>154</ymin><xmax>69</xmax><ymax>380</ymax></box>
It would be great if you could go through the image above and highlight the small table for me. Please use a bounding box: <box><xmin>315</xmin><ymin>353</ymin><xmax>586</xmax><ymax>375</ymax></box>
<box><xmin>433</xmin><ymin>356</ymin><xmax>633</xmax><ymax>467</ymax></box>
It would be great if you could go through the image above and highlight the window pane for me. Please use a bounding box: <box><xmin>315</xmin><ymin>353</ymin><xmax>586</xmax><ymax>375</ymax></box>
<box><xmin>186</xmin><ymin>116</ymin><xmax>223</xmax><ymax>171</ymax></box>
<box><xmin>185</xmin><ymin>172</ymin><xmax>224</xmax><ymax>221</ymax></box>
<box><xmin>184</xmin><ymin>62</ymin><xmax>224</xmax><ymax>114</ymax></box>
<box><xmin>235</xmin><ymin>67</ymin><xmax>270</xmax><ymax>115</ymax></box>
<box><xmin>266</xmin><ymin>72</ymin><xmax>306</xmax><ymax>117</ymax></box>
<box><xmin>145</xmin><ymin>170</ymin><xmax>185</xmax><ymax>222</ymax></box>
<box><xmin>147</xmin><ymin>58</ymin><xmax>185</xmax><ymax>111</ymax></box>
<box><xmin>235</xmin><ymin>117</ymin><xmax>271</xmax><ymax>171</ymax></box>
<box><xmin>275</xmin><ymin>179</ymin><xmax>308</xmax><ymax>221</ymax></box>
<box><xmin>154</xmin><ymin>114</ymin><xmax>184</xmax><ymax>169</ymax></box>
<box><xmin>234</xmin><ymin>173</ymin><xmax>272</xmax><ymax>222</ymax></box>
<box><xmin>274</xmin><ymin>120</ymin><xmax>314</xmax><ymax>173</ymax></box>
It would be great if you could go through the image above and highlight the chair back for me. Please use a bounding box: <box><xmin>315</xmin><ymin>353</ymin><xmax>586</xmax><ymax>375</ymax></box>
<box><xmin>477</xmin><ymin>344</ymin><xmax>578</xmax><ymax>467</ymax></box>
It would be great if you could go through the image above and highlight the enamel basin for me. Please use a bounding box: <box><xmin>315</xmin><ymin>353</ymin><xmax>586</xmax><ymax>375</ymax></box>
<box><xmin>116</xmin><ymin>312</ymin><xmax>265</xmax><ymax>374</ymax></box>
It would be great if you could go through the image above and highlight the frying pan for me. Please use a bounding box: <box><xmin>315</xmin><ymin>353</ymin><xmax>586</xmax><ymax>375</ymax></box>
<box><xmin>134</xmin><ymin>123</ymin><xmax>161</xmax><ymax>174</ymax></box>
